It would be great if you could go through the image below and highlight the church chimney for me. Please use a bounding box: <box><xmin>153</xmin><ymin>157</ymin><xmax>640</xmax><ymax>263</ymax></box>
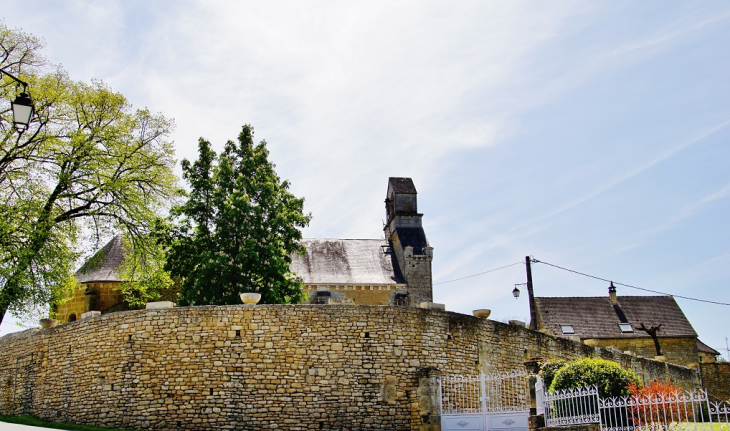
<box><xmin>609</xmin><ymin>282</ymin><xmax>617</xmax><ymax>304</ymax></box>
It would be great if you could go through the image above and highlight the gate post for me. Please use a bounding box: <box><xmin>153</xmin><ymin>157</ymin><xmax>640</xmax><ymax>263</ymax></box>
<box><xmin>524</xmin><ymin>359</ymin><xmax>544</xmax><ymax>431</ymax></box>
<box><xmin>417</xmin><ymin>367</ymin><xmax>442</xmax><ymax>431</ymax></box>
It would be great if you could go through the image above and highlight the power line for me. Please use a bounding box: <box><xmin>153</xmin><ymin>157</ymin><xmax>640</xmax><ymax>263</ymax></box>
<box><xmin>434</xmin><ymin>262</ymin><xmax>523</xmax><ymax>285</ymax></box>
<box><xmin>533</xmin><ymin>258</ymin><xmax>730</xmax><ymax>306</ymax></box>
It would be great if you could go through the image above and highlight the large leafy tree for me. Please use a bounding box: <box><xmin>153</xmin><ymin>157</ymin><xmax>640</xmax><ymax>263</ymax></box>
<box><xmin>0</xmin><ymin>22</ymin><xmax>178</xmax><ymax>325</ymax></box>
<box><xmin>163</xmin><ymin>125</ymin><xmax>311</xmax><ymax>305</ymax></box>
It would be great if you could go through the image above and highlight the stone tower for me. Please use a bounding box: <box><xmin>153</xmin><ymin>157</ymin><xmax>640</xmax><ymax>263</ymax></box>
<box><xmin>384</xmin><ymin>177</ymin><xmax>433</xmax><ymax>306</ymax></box>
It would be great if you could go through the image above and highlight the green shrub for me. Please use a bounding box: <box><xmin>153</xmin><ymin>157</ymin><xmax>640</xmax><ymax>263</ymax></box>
<box><xmin>549</xmin><ymin>357</ymin><xmax>641</xmax><ymax>398</ymax></box>
<box><xmin>538</xmin><ymin>359</ymin><xmax>568</xmax><ymax>389</ymax></box>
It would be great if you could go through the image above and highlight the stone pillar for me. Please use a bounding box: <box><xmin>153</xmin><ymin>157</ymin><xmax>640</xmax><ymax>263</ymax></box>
<box><xmin>524</xmin><ymin>358</ymin><xmax>543</xmax><ymax>426</ymax></box>
<box><xmin>417</xmin><ymin>367</ymin><xmax>441</xmax><ymax>431</ymax></box>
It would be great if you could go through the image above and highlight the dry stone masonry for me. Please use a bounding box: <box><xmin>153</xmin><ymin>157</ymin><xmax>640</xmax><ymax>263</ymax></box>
<box><xmin>0</xmin><ymin>305</ymin><xmax>706</xmax><ymax>430</ymax></box>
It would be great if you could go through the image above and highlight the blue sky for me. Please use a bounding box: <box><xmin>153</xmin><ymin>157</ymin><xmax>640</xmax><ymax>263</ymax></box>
<box><xmin>2</xmin><ymin>1</ymin><xmax>729</xmax><ymax>356</ymax></box>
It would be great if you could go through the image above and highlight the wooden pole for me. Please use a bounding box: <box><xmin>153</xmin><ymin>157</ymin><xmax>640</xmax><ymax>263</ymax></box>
<box><xmin>526</xmin><ymin>256</ymin><xmax>537</xmax><ymax>330</ymax></box>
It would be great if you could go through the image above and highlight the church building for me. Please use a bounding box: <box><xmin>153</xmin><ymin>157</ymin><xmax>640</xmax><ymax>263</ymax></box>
<box><xmin>291</xmin><ymin>177</ymin><xmax>433</xmax><ymax>306</ymax></box>
<box><xmin>54</xmin><ymin>177</ymin><xmax>434</xmax><ymax>321</ymax></box>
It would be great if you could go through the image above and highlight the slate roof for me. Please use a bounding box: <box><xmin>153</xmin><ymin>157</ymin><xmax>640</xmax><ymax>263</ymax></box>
<box><xmin>291</xmin><ymin>239</ymin><xmax>405</xmax><ymax>285</ymax></box>
<box><xmin>535</xmin><ymin>295</ymin><xmax>697</xmax><ymax>339</ymax></box>
<box><xmin>389</xmin><ymin>177</ymin><xmax>417</xmax><ymax>194</ymax></box>
<box><xmin>395</xmin><ymin>227</ymin><xmax>429</xmax><ymax>255</ymax></box>
<box><xmin>75</xmin><ymin>236</ymin><xmax>127</xmax><ymax>283</ymax></box>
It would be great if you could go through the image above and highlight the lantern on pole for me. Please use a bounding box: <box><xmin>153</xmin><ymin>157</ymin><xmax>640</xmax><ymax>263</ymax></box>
<box><xmin>2</xmin><ymin>70</ymin><xmax>34</xmax><ymax>133</ymax></box>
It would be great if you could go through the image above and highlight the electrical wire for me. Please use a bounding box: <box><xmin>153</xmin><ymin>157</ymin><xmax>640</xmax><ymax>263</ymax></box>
<box><xmin>433</xmin><ymin>262</ymin><xmax>523</xmax><ymax>285</ymax></box>
<box><xmin>533</xmin><ymin>258</ymin><xmax>730</xmax><ymax>306</ymax></box>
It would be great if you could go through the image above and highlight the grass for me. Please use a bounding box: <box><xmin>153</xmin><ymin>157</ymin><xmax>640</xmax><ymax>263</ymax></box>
<box><xmin>688</xmin><ymin>424</ymin><xmax>730</xmax><ymax>431</ymax></box>
<box><xmin>0</xmin><ymin>415</ymin><xmax>135</xmax><ymax>431</ymax></box>
<box><xmin>632</xmin><ymin>424</ymin><xmax>730</xmax><ymax>431</ymax></box>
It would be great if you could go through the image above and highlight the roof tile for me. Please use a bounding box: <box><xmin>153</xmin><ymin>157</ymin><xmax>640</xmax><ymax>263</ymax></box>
<box><xmin>291</xmin><ymin>239</ymin><xmax>405</xmax><ymax>285</ymax></box>
<box><xmin>535</xmin><ymin>296</ymin><xmax>696</xmax><ymax>339</ymax></box>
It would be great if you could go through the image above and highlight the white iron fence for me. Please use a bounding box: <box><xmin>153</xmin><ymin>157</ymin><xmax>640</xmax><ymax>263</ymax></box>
<box><xmin>543</xmin><ymin>384</ymin><xmax>600</xmax><ymax>426</ymax></box>
<box><xmin>540</xmin><ymin>379</ymin><xmax>730</xmax><ymax>431</ymax></box>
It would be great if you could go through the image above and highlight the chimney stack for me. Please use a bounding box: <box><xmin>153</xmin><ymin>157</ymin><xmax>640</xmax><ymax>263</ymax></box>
<box><xmin>609</xmin><ymin>282</ymin><xmax>617</xmax><ymax>304</ymax></box>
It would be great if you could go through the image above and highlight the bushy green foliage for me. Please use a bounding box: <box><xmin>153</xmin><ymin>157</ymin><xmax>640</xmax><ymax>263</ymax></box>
<box><xmin>162</xmin><ymin>125</ymin><xmax>311</xmax><ymax>306</ymax></box>
<box><xmin>0</xmin><ymin>22</ymin><xmax>178</xmax><ymax>325</ymax></box>
<box><xmin>116</xmin><ymin>235</ymin><xmax>178</xmax><ymax>308</ymax></box>
<box><xmin>550</xmin><ymin>357</ymin><xmax>641</xmax><ymax>398</ymax></box>
<box><xmin>538</xmin><ymin>359</ymin><xmax>568</xmax><ymax>389</ymax></box>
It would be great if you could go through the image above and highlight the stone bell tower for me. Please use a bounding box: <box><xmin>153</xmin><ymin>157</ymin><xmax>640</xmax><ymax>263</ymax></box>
<box><xmin>384</xmin><ymin>178</ymin><xmax>433</xmax><ymax>306</ymax></box>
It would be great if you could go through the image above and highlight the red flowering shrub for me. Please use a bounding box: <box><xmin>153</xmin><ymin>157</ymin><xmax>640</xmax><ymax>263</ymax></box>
<box><xmin>627</xmin><ymin>380</ymin><xmax>693</xmax><ymax>426</ymax></box>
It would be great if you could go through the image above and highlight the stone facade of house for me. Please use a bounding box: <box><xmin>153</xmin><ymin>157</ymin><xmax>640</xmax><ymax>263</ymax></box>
<box><xmin>582</xmin><ymin>337</ymin><xmax>699</xmax><ymax>368</ymax></box>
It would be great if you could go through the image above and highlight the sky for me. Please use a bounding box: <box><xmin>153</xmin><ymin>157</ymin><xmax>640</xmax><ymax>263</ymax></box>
<box><xmin>2</xmin><ymin>1</ymin><xmax>729</xmax><ymax>357</ymax></box>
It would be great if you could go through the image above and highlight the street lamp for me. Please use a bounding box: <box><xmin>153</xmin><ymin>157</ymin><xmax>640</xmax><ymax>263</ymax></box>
<box><xmin>513</xmin><ymin>283</ymin><xmax>524</xmax><ymax>299</ymax></box>
<box><xmin>11</xmin><ymin>91</ymin><xmax>33</xmax><ymax>132</ymax></box>
<box><xmin>1</xmin><ymin>70</ymin><xmax>34</xmax><ymax>132</ymax></box>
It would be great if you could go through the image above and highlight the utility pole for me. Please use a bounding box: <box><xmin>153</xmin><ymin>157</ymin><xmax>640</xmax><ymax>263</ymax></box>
<box><xmin>525</xmin><ymin>256</ymin><xmax>537</xmax><ymax>330</ymax></box>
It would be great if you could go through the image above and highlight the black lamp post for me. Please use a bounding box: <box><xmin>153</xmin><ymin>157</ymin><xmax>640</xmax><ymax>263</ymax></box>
<box><xmin>2</xmin><ymin>70</ymin><xmax>34</xmax><ymax>132</ymax></box>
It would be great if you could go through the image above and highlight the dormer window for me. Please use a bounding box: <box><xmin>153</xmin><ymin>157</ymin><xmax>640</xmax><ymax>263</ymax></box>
<box><xmin>560</xmin><ymin>324</ymin><xmax>575</xmax><ymax>335</ymax></box>
<box><xmin>618</xmin><ymin>323</ymin><xmax>634</xmax><ymax>333</ymax></box>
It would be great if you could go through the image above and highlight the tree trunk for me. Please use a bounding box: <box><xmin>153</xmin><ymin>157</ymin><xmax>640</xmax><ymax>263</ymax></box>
<box><xmin>651</xmin><ymin>334</ymin><xmax>663</xmax><ymax>356</ymax></box>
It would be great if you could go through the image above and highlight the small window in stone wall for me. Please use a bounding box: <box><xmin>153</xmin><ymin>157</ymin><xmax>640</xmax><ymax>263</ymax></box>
<box><xmin>69</xmin><ymin>314</ymin><xmax>77</xmax><ymax>322</ymax></box>
<box><xmin>314</xmin><ymin>291</ymin><xmax>331</xmax><ymax>304</ymax></box>
<box><xmin>560</xmin><ymin>324</ymin><xmax>574</xmax><ymax>334</ymax></box>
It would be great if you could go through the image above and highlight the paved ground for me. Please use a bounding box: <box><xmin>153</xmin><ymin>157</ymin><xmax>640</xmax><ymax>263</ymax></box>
<box><xmin>0</xmin><ymin>423</ymin><xmax>65</xmax><ymax>430</ymax></box>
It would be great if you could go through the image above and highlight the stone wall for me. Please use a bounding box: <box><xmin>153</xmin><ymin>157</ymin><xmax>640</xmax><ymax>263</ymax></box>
<box><xmin>0</xmin><ymin>305</ymin><xmax>708</xmax><ymax>430</ymax></box>
<box><xmin>585</xmin><ymin>336</ymin><xmax>698</xmax><ymax>368</ymax></box>
<box><xmin>700</xmin><ymin>362</ymin><xmax>730</xmax><ymax>401</ymax></box>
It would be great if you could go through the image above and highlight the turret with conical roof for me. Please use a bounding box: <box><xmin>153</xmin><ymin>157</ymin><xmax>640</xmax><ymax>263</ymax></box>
<box><xmin>54</xmin><ymin>236</ymin><xmax>128</xmax><ymax>323</ymax></box>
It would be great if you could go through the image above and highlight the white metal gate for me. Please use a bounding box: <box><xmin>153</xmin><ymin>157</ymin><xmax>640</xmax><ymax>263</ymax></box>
<box><xmin>441</xmin><ymin>370</ymin><xmax>530</xmax><ymax>431</ymax></box>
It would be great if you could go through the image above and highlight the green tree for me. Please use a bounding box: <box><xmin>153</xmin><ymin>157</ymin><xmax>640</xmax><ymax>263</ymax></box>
<box><xmin>0</xmin><ymin>22</ymin><xmax>178</xmax><ymax>325</ymax></box>
<box><xmin>163</xmin><ymin>125</ymin><xmax>311</xmax><ymax>306</ymax></box>
<box><xmin>116</xmin><ymin>234</ymin><xmax>178</xmax><ymax>309</ymax></box>
<box><xmin>550</xmin><ymin>357</ymin><xmax>641</xmax><ymax>398</ymax></box>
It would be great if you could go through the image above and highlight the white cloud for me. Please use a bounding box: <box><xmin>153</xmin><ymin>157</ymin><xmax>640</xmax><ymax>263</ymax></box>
<box><xmin>2</xmin><ymin>1</ymin><xmax>730</xmax><ymax>350</ymax></box>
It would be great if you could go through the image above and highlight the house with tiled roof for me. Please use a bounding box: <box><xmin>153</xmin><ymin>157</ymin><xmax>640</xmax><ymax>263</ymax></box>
<box><xmin>534</xmin><ymin>283</ymin><xmax>719</xmax><ymax>367</ymax></box>
<box><xmin>697</xmin><ymin>339</ymin><xmax>722</xmax><ymax>364</ymax></box>
<box><xmin>55</xmin><ymin>178</ymin><xmax>434</xmax><ymax>322</ymax></box>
